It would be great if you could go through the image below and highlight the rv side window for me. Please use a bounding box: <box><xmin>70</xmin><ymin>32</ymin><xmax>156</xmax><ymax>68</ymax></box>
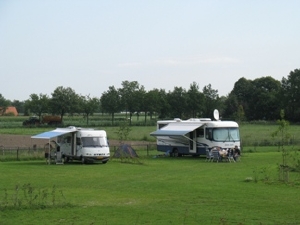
<box><xmin>196</xmin><ymin>128</ymin><xmax>204</xmax><ymax>138</ymax></box>
<box><xmin>76</xmin><ymin>138</ymin><xmax>81</xmax><ymax>145</ymax></box>
<box><xmin>62</xmin><ymin>136</ymin><xmax>71</xmax><ymax>144</ymax></box>
<box><xmin>205</xmin><ymin>128</ymin><xmax>213</xmax><ymax>140</ymax></box>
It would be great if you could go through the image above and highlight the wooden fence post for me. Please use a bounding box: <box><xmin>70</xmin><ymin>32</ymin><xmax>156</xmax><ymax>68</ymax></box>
<box><xmin>147</xmin><ymin>144</ymin><xmax>149</xmax><ymax>156</ymax></box>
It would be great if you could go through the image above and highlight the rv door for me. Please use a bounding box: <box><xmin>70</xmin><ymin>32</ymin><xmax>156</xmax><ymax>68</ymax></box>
<box><xmin>189</xmin><ymin>130</ymin><xmax>197</xmax><ymax>153</ymax></box>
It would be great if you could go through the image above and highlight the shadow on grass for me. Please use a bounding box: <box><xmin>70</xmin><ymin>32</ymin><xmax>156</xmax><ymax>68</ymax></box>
<box><xmin>1</xmin><ymin>160</ymin><xmax>108</xmax><ymax>166</ymax></box>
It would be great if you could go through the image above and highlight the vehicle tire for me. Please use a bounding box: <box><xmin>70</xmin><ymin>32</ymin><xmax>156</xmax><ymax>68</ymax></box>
<box><xmin>64</xmin><ymin>156</ymin><xmax>69</xmax><ymax>163</ymax></box>
<box><xmin>173</xmin><ymin>148</ymin><xmax>179</xmax><ymax>157</ymax></box>
<box><xmin>81</xmin><ymin>157</ymin><xmax>85</xmax><ymax>164</ymax></box>
<box><xmin>102</xmin><ymin>161</ymin><xmax>108</xmax><ymax>164</ymax></box>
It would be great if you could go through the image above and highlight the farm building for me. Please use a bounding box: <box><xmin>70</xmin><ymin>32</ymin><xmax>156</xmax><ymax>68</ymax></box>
<box><xmin>0</xmin><ymin>106</ymin><xmax>18</xmax><ymax>116</ymax></box>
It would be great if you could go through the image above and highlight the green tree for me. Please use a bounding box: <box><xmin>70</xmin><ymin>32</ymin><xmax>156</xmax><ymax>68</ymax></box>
<box><xmin>202</xmin><ymin>84</ymin><xmax>220</xmax><ymax>118</ymax></box>
<box><xmin>144</xmin><ymin>89</ymin><xmax>161</xmax><ymax>121</ymax></box>
<box><xmin>0</xmin><ymin>94</ymin><xmax>10</xmax><ymax>115</ymax></box>
<box><xmin>272</xmin><ymin>110</ymin><xmax>291</xmax><ymax>182</ymax></box>
<box><xmin>281</xmin><ymin>69</ymin><xmax>300</xmax><ymax>122</ymax></box>
<box><xmin>226</xmin><ymin>77</ymin><xmax>252</xmax><ymax>120</ymax></box>
<box><xmin>248</xmin><ymin>76</ymin><xmax>281</xmax><ymax>120</ymax></box>
<box><xmin>79</xmin><ymin>95</ymin><xmax>100</xmax><ymax>125</ymax></box>
<box><xmin>157</xmin><ymin>89</ymin><xmax>170</xmax><ymax>119</ymax></box>
<box><xmin>186</xmin><ymin>82</ymin><xmax>204</xmax><ymax>118</ymax></box>
<box><xmin>11</xmin><ymin>100</ymin><xmax>25</xmax><ymax>115</ymax></box>
<box><xmin>50</xmin><ymin>86</ymin><xmax>79</xmax><ymax>122</ymax></box>
<box><xmin>24</xmin><ymin>94</ymin><xmax>49</xmax><ymax>119</ymax></box>
<box><xmin>167</xmin><ymin>87</ymin><xmax>187</xmax><ymax>119</ymax></box>
<box><xmin>100</xmin><ymin>86</ymin><xmax>121</xmax><ymax>125</ymax></box>
<box><xmin>223</xmin><ymin>93</ymin><xmax>239</xmax><ymax>120</ymax></box>
<box><xmin>133</xmin><ymin>85</ymin><xmax>146</xmax><ymax>122</ymax></box>
<box><xmin>119</xmin><ymin>81</ymin><xmax>142</xmax><ymax>125</ymax></box>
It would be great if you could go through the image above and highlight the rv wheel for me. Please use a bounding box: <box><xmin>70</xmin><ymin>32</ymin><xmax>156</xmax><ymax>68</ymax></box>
<box><xmin>172</xmin><ymin>149</ymin><xmax>179</xmax><ymax>157</ymax></box>
<box><xmin>63</xmin><ymin>156</ymin><xmax>69</xmax><ymax>163</ymax></box>
<box><xmin>81</xmin><ymin>157</ymin><xmax>85</xmax><ymax>164</ymax></box>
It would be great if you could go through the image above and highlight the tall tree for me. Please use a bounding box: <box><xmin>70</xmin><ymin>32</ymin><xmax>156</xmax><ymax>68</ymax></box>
<box><xmin>100</xmin><ymin>86</ymin><xmax>121</xmax><ymax>125</ymax></box>
<box><xmin>157</xmin><ymin>89</ymin><xmax>170</xmax><ymax>119</ymax></box>
<box><xmin>134</xmin><ymin>85</ymin><xmax>146</xmax><ymax>122</ymax></box>
<box><xmin>79</xmin><ymin>95</ymin><xmax>100</xmax><ymax>125</ymax></box>
<box><xmin>50</xmin><ymin>86</ymin><xmax>79</xmax><ymax>122</ymax></box>
<box><xmin>248</xmin><ymin>76</ymin><xmax>281</xmax><ymax>120</ymax></box>
<box><xmin>144</xmin><ymin>89</ymin><xmax>161</xmax><ymax>121</ymax></box>
<box><xmin>11</xmin><ymin>100</ymin><xmax>25</xmax><ymax>115</ymax></box>
<box><xmin>24</xmin><ymin>93</ymin><xmax>49</xmax><ymax>119</ymax></box>
<box><xmin>224</xmin><ymin>77</ymin><xmax>252</xmax><ymax>120</ymax></box>
<box><xmin>167</xmin><ymin>87</ymin><xmax>187</xmax><ymax>119</ymax></box>
<box><xmin>186</xmin><ymin>82</ymin><xmax>204</xmax><ymax>118</ymax></box>
<box><xmin>0</xmin><ymin>94</ymin><xmax>10</xmax><ymax>115</ymax></box>
<box><xmin>202</xmin><ymin>84</ymin><xmax>220</xmax><ymax>118</ymax></box>
<box><xmin>119</xmin><ymin>81</ymin><xmax>142</xmax><ymax>124</ymax></box>
<box><xmin>281</xmin><ymin>69</ymin><xmax>300</xmax><ymax>122</ymax></box>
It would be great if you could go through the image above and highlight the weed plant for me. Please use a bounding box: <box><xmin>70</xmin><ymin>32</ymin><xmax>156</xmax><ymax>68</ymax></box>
<box><xmin>0</xmin><ymin>183</ymin><xmax>71</xmax><ymax>210</ymax></box>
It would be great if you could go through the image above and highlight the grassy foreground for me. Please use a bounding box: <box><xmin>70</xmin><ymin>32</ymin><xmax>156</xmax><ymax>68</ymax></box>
<box><xmin>1</xmin><ymin>152</ymin><xmax>300</xmax><ymax>225</ymax></box>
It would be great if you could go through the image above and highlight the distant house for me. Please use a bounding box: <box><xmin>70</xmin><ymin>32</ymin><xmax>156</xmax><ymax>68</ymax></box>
<box><xmin>0</xmin><ymin>106</ymin><xmax>18</xmax><ymax>116</ymax></box>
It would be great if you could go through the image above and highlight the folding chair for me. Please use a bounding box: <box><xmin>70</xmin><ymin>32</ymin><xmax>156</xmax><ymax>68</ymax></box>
<box><xmin>211</xmin><ymin>148</ymin><xmax>220</xmax><ymax>163</ymax></box>
<box><xmin>205</xmin><ymin>149</ymin><xmax>213</xmax><ymax>162</ymax></box>
<box><xmin>227</xmin><ymin>149</ymin><xmax>236</xmax><ymax>163</ymax></box>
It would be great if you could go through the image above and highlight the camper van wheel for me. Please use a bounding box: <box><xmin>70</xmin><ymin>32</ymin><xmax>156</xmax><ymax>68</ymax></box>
<box><xmin>64</xmin><ymin>156</ymin><xmax>69</xmax><ymax>163</ymax></box>
<box><xmin>81</xmin><ymin>157</ymin><xmax>85</xmax><ymax>164</ymax></box>
<box><xmin>172</xmin><ymin>149</ymin><xmax>179</xmax><ymax>157</ymax></box>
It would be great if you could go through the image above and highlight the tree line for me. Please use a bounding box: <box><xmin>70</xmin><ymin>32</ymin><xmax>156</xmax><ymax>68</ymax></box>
<box><xmin>1</xmin><ymin>68</ymin><xmax>300</xmax><ymax>124</ymax></box>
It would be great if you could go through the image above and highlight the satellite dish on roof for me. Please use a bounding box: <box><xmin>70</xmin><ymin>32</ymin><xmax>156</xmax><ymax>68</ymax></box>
<box><xmin>213</xmin><ymin>109</ymin><xmax>219</xmax><ymax>121</ymax></box>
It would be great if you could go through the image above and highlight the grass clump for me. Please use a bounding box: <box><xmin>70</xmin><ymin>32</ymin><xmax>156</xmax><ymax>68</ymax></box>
<box><xmin>0</xmin><ymin>183</ymin><xmax>72</xmax><ymax>210</ymax></box>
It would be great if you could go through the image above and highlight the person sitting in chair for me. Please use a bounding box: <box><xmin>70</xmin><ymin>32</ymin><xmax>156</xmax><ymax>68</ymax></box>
<box><xmin>233</xmin><ymin>145</ymin><xmax>241</xmax><ymax>161</ymax></box>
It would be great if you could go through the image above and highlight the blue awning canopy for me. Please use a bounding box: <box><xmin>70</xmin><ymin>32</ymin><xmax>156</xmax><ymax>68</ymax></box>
<box><xmin>31</xmin><ymin>128</ymin><xmax>76</xmax><ymax>140</ymax></box>
<box><xmin>150</xmin><ymin>123</ymin><xmax>204</xmax><ymax>137</ymax></box>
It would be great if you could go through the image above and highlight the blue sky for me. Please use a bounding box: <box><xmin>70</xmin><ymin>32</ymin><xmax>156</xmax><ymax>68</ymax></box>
<box><xmin>1</xmin><ymin>0</ymin><xmax>299</xmax><ymax>101</ymax></box>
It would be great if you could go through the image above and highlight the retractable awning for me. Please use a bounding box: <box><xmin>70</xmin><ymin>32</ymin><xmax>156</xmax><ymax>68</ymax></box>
<box><xmin>150</xmin><ymin>123</ymin><xmax>204</xmax><ymax>137</ymax></box>
<box><xmin>31</xmin><ymin>128</ymin><xmax>76</xmax><ymax>140</ymax></box>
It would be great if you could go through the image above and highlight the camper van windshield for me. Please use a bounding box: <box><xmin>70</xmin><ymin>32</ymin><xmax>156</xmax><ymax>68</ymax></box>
<box><xmin>81</xmin><ymin>137</ymin><xmax>108</xmax><ymax>147</ymax></box>
<box><xmin>211</xmin><ymin>128</ymin><xmax>240</xmax><ymax>142</ymax></box>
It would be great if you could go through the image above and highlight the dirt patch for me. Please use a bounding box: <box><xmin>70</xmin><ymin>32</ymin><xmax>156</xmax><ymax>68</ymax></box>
<box><xmin>0</xmin><ymin>134</ymin><xmax>153</xmax><ymax>148</ymax></box>
<box><xmin>0</xmin><ymin>134</ymin><xmax>47</xmax><ymax>148</ymax></box>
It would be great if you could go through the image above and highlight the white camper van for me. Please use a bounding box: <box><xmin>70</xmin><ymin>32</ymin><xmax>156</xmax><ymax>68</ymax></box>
<box><xmin>150</xmin><ymin>110</ymin><xmax>240</xmax><ymax>157</ymax></box>
<box><xmin>32</xmin><ymin>126</ymin><xmax>110</xmax><ymax>164</ymax></box>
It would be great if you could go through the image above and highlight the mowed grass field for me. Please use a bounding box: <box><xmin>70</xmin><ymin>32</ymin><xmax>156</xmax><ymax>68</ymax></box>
<box><xmin>1</xmin><ymin>151</ymin><xmax>300</xmax><ymax>225</ymax></box>
<box><xmin>1</xmin><ymin>117</ymin><xmax>300</xmax><ymax>224</ymax></box>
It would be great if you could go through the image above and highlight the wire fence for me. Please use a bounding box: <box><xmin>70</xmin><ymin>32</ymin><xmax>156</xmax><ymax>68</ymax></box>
<box><xmin>0</xmin><ymin>144</ymin><xmax>159</xmax><ymax>162</ymax></box>
<box><xmin>2</xmin><ymin>138</ymin><xmax>300</xmax><ymax>162</ymax></box>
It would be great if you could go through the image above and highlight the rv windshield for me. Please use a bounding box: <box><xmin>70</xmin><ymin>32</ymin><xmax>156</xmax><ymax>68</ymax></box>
<box><xmin>210</xmin><ymin>127</ymin><xmax>240</xmax><ymax>142</ymax></box>
<box><xmin>81</xmin><ymin>137</ymin><xmax>108</xmax><ymax>147</ymax></box>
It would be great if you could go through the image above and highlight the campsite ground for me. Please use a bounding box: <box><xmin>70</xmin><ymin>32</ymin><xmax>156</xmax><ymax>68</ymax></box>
<box><xmin>1</xmin><ymin>152</ymin><xmax>300</xmax><ymax>224</ymax></box>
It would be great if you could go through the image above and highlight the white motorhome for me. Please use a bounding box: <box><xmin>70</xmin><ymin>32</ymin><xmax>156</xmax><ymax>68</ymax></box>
<box><xmin>150</xmin><ymin>110</ymin><xmax>240</xmax><ymax>157</ymax></box>
<box><xmin>32</xmin><ymin>126</ymin><xmax>110</xmax><ymax>164</ymax></box>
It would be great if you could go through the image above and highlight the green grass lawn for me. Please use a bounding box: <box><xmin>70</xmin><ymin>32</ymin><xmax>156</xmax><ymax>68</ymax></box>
<box><xmin>1</xmin><ymin>152</ymin><xmax>300</xmax><ymax>225</ymax></box>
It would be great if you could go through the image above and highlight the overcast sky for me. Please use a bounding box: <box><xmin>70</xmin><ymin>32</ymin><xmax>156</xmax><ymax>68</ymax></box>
<box><xmin>1</xmin><ymin>0</ymin><xmax>299</xmax><ymax>101</ymax></box>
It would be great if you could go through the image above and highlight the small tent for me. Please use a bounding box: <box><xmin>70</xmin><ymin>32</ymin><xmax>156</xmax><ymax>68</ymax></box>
<box><xmin>113</xmin><ymin>144</ymin><xmax>138</xmax><ymax>158</ymax></box>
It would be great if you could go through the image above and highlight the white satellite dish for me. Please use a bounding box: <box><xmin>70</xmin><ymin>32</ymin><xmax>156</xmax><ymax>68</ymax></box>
<box><xmin>213</xmin><ymin>109</ymin><xmax>219</xmax><ymax>120</ymax></box>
